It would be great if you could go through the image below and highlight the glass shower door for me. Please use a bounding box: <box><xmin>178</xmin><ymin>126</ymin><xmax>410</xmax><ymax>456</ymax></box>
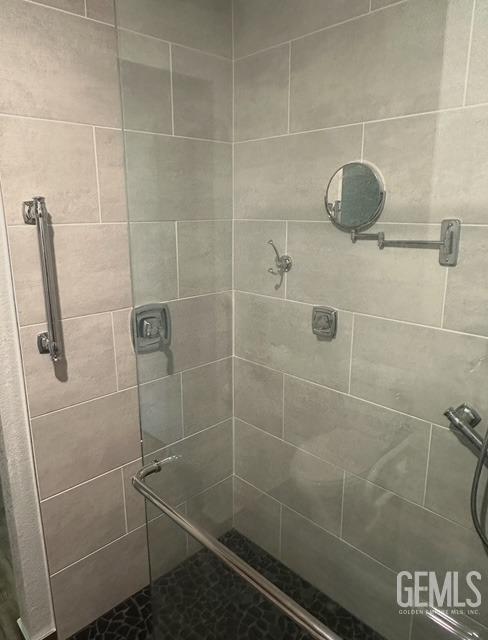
<box><xmin>116</xmin><ymin>0</ymin><xmax>488</xmax><ymax>638</ymax></box>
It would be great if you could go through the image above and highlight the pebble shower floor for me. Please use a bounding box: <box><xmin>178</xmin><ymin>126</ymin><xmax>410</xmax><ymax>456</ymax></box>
<box><xmin>70</xmin><ymin>530</ymin><xmax>385</xmax><ymax>640</ymax></box>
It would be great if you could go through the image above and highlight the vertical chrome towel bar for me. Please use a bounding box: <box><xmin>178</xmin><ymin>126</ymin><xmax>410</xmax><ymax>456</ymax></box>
<box><xmin>23</xmin><ymin>197</ymin><xmax>63</xmax><ymax>362</ymax></box>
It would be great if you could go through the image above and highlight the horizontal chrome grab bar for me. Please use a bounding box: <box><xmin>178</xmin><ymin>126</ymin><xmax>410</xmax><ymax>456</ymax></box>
<box><xmin>132</xmin><ymin>459</ymin><xmax>342</xmax><ymax>640</ymax></box>
<box><xmin>22</xmin><ymin>197</ymin><xmax>63</xmax><ymax>362</ymax></box>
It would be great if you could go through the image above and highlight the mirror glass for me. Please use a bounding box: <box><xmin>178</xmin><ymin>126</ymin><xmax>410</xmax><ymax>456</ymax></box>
<box><xmin>325</xmin><ymin>162</ymin><xmax>385</xmax><ymax>232</ymax></box>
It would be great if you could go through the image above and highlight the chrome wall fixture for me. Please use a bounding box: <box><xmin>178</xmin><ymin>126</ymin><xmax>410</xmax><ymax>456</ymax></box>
<box><xmin>22</xmin><ymin>197</ymin><xmax>63</xmax><ymax>362</ymax></box>
<box><xmin>351</xmin><ymin>219</ymin><xmax>461</xmax><ymax>266</ymax></box>
<box><xmin>133</xmin><ymin>459</ymin><xmax>342</xmax><ymax>640</ymax></box>
<box><xmin>267</xmin><ymin>239</ymin><xmax>292</xmax><ymax>289</ymax></box>
<box><xmin>132</xmin><ymin>303</ymin><xmax>171</xmax><ymax>354</ymax></box>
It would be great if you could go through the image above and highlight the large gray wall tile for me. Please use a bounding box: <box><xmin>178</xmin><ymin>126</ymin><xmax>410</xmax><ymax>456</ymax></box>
<box><xmin>139</xmin><ymin>375</ymin><xmax>183</xmax><ymax>454</ymax></box>
<box><xmin>234</xmin><ymin>127</ymin><xmax>362</xmax><ymax>220</ymax></box>
<box><xmin>342</xmin><ymin>475</ymin><xmax>488</xmax><ymax>620</ymax></box>
<box><xmin>235</xmin><ymin>419</ymin><xmax>343</xmax><ymax>533</ymax></box>
<box><xmin>95</xmin><ymin>129</ymin><xmax>128</xmax><ymax>222</ymax></box>
<box><xmin>351</xmin><ymin>315</ymin><xmax>488</xmax><ymax>424</ymax></box>
<box><xmin>172</xmin><ymin>46</ymin><xmax>232</xmax><ymax>141</ymax></box>
<box><xmin>9</xmin><ymin>224</ymin><xmax>131</xmax><ymax>325</ymax></box>
<box><xmin>0</xmin><ymin>0</ymin><xmax>121</xmax><ymax>126</ymax></box>
<box><xmin>281</xmin><ymin>508</ymin><xmax>410</xmax><ymax>640</ymax></box>
<box><xmin>290</xmin><ymin>1</ymin><xmax>471</xmax><ymax>131</ymax></box>
<box><xmin>21</xmin><ymin>314</ymin><xmax>118</xmax><ymax>416</ymax></box>
<box><xmin>234</xmin><ymin>358</ymin><xmax>283</xmax><ymax>437</ymax></box>
<box><xmin>443</xmin><ymin>227</ymin><xmax>488</xmax><ymax>337</ymax></box>
<box><xmin>178</xmin><ymin>221</ymin><xmax>232</xmax><ymax>297</ymax></box>
<box><xmin>147</xmin><ymin>420</ymin><xmax>233</xmax><ymax>506</ymax></box>
<box><xmin>234</xmin><ymin>0</ymin><xmax>369</xmax><ymax>58</ymax></box>
<box><xmin>284</xmin><ymin>376</ymin><xmax>429</xmax><ymax>503</ymax></box>
<box><xmin>136</xmin><ymin>293</ymin><xmax>233</xmax><ymax>381</ymax></box>
<box><xmin>86</xmin><ymin>0</ymin><xmax>114</xmax><ymax>23</ymax></box>
<box><xmin>425</xmin><ymin>424</ymin><xmax>488</xmax><ymax>530</ymax></box>
<box><xmin>235</xmin><ymin>45</ymin><xmax>289</xmax><ymax>141</ymax></box>
<box><xmin>234</xmin><ymin>221</ymin><xmax>287</xmax><ymax>297</ymax></box>
<box><xmin>288</xmin><ymin>221</ymin><xmax>445</xmax><ymax>325</ymax></box>
<box><xmin>129</xmin><ymin>222</ymin><xmax>177</xmax><ymax>305</ymax></box>
<box><xmin>0</xmin><ymin>117</ymin><xmax>98</xmax><ymax>225</ymax></box>
<box><xmin>126</xmin><ymin>132</ymin><xmax>232</xmax><ymax>222</ymax></box>
<box><xmin>233</xmin><ymin>477</ymin><xmax>281</xmax><ymax>558</ymax></box>
<box><xmin>466</xmin><ymin>0</ymin><xmax>488</xmax><ymax>105</ymax></box>
<box><xmin>364</xmin><ymin>108</ymin><xmax>488</xmax><ymax>224</ymax></box>
<box><xmin>235</xmin><ymin>292</ymin><xmax>352</xmax><ymax>390</ymax></box>
<box><xmin>50</xmin><ymin>529</ymin><xmax>148</xmax><ymax>639</ymax></box>
<box><xmin>32</xmin><ymin>389</ymin><xmax>140</xmax><ymax>499</ymax></box>
<box><xmin>118</xmin><ymin>30</ymin><xmax>172</xmax><ymax>134</ymax></box>
<box><xmin>115</xmin><ymin>0</ymin><xmax>232</xmax><ymax>58</ymax></box>
<box><xmin>41</xmin><ymin>470</ymin><xmax>126</xmax><ymax>574</ymax></box>
<box><xmin>182</xmin><ymin>358</ymin><xmax>233</xmax><ymax>436</ymax></box>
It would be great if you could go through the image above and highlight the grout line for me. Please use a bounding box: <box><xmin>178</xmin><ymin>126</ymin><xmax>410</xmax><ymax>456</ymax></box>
<box><xmin>2</xmin><ymin>99</ymin><xmax>488</xmax><ymax>146</ymax></box>
<box><xmin>120</xmin><ymin>468</ymin><xmax>129</xmax><ymax>534</ymax></box>
<box><xmin>235</xmin><ymin>288</ymin><xmax>488</xmax><ymax>341</ymax></box>
<box><xmin>463</xmin><ymin>0</ymin><xmax>477</xmax><ymax>106</ymax></box>
<box><xmin>19</xmin><ymin>291</ymin><xmax>233</xmax><ymax>330</ymax></box>
<box><xmin>41</xmin><ymin>461</ymin><xmax>136</xmax><ymax>503</ymax></box>
<box><xmin>339</xmin><ymin>471</ymin><xmax>346</xmax><ymax>538</ymax></box>
<box><xmin>278</xmin><ymin>503</ymin><xmax>283</xmax><ymax>559</ymax></box>
<box><xmin>124</xmin><ymin>127</ymin><xmax>231</xmax><ymax>144</ymax></box>
<box><xmin>22</xmin><ymin>0</ymin><xmax>114</xmax><ymax>26</ymax></box>
<box><xmin>110</xmin><ymin>311</ymin><xmax>120</xmax><ymax>392</ymax></box>
<box><xmin>440</xmin><ymin>267</ymin><xmax>449</xmax><ymax>328</ymax></box>
<box><xmin>117</xmin><ymin>26</ymin><xmax>233</xmax><ymax>62</ymax></box>
<box><xmin>287</xmin><ymin>42</ymin><xmax>292</xmax><ymax>134</ymax></box>
<box><xmin>83</xmin><ymin>0</ymin><xmax>87</xmax><ymax>17</ymax></box>
<box><xmin>174</xmin><ymin>221</ymin><xmax>180</xmax><ymax>298</ymax></box>
<box><xmin>49</xmin><ymin>525</ymin><xmax>147</xmax><ymax>577</ymax></box>
<box><xmin>369</xmin><ymin>0</ymin><xmax>372</xmax><ymax>11</ymax></box>
<box><xmin>348</xmin><ymin>314</ymin><xmax>355</xmax><ymax>394</ymax></box>
<box><xmin>281</xmin><ymin>375</ymin><xmax>285</xmax><ymax>439</ymax></box>
<box><xmin>169</xmin><ymin>43</ymin><xmax>175</xmax><ymax>136</ymax></box>
<box><xmin>360</xmin><ymin>122</ymin><xmax>365</xmax><ymax>160</ymax></box>
<box><xmin>283</xmin><ymin>220</ymin><xmax>289</xmax><ymax>299</ymax></box>
<box><xmin>179</xmin><ymin>373</ymin><xmax>185</xmax><ymax>436</ymax></box>
<box><xmin>92</xmin><ymin>127</ymin><xmax>102</xmax><ymax>223</ymax></box>
<box><xmin>422</xmin><ymin>425</ymin><xmax>433</xmax><ymax>506</ymax></box>
<box><xmin>233</xmin><ymin>100</ymin><xmax>488</xmax><ymax>144</ymax></box>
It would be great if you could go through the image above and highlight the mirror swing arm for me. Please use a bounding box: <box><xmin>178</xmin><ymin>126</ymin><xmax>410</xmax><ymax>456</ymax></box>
<box><xmin>351</xmin><ymin>218</ymin><xmax>461</xmax><ymax>267</ymax></box>
<box><xmin>324</xmin><ymin>161</ymin><xmax>461</xmax><ymax>267</ymax></box>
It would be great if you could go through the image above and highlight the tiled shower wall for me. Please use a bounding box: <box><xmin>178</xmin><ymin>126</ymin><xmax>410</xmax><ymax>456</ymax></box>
<box><xmin>0</xmin><ymin>0</ymin><xmax>233</xmax><ymax>638</ymax></box>
<box><xmin>231</xmin><ymin>1</ymin><xmax>488</xmax><ymax>639</ymax></box>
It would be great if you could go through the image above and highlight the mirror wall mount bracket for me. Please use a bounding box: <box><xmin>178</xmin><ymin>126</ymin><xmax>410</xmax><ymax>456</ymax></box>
<box><xmin>351</xmin><ymin>218</ymin><xmax>461</xmax><ymax>266</ymax></box>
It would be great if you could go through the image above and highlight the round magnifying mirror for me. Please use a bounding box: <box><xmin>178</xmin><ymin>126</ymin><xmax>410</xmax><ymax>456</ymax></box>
<box><xmin>325</xmin><ymin>162</ymin><xmax>385</xmax><ymax>232</ymax></box>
